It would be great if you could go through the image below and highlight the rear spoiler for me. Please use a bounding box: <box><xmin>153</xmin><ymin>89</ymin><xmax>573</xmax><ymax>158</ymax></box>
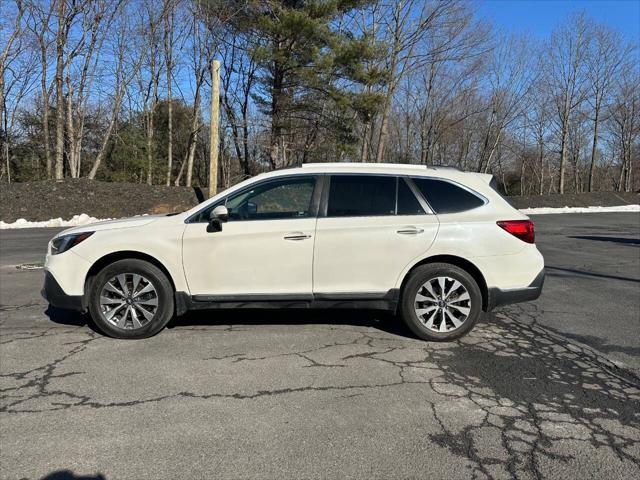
<box><xmin>488</xmin><ymin>176</ymin><xmax>505</xmax><ymax>195</ymax></box>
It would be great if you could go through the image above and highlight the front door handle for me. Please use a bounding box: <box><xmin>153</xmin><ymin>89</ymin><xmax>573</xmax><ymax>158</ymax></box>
<box><xmin>284</xmin><ymin>232</ymin><xmax>312</xmax><ymax>241</ymax></box>
<box><xmin>397</xmin><ymin>227</ymin><xmax>424</xmax><ymax>235</ymax></box>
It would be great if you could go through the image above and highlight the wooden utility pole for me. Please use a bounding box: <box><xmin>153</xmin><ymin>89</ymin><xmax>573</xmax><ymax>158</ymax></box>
<box><xmin>209</xmin><ymin>59</ymin><xmax>220</xmax><ymax>198</ymax></box>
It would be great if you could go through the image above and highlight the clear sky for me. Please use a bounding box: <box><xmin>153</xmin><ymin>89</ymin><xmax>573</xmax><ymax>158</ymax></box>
<box><xmin>476</xmin><ymin>0</ymin><xmax>640</xmax><ymax>40</ymax></box>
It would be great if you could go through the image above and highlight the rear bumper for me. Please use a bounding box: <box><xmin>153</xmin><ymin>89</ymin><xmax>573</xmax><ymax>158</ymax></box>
<box><xmin>486</xmin><ymin>269</ymin><xmax>544</xmax><ymax>311</ymax></box>
<box><xmin>41</xmin><ymin>271</ymin><xmax>86</xmax><ymax>312</ymax></box>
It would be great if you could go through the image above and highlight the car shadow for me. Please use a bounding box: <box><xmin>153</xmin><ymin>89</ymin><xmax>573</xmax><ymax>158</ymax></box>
<box><xmin>569</xmin><ymin>235</ymin><xmax>640</xmax><ymax>245</ymax></box>
<box><xmin>40</xmin><ymin>471</ymin><xmax>106</xmax><ymax>480</ymax></box>
<box><xmin>169</xmin><ymin>308</ymin><xmax>409</xmax><ymax>337</ymax></box>
<box><xmin>44</xmin><ymin>306</ymin><xmax>103</xmax><ymax>335</ymax></box>
<box><xmin>44</xmin><ymin>304</ymin><xmax>411</xmax><ymax>338</ymax></box>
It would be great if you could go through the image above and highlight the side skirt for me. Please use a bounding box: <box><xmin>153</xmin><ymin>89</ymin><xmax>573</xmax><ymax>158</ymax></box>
<box><xmin>175</xmin><ymin>290</ymin><xmax>400</xmax><ymax>316</ymax></box>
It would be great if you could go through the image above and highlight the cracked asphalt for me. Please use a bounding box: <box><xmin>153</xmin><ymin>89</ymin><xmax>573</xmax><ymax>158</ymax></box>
<box><xmin>1</xmin><ymin>213</ymin><xmax>639</xmax><ymax>479</ymax></box>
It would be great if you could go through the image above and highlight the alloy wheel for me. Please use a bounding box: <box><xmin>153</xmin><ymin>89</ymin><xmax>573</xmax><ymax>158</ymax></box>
<box><xmin>99</xmin><ymin>273</ymin><xmax>159</xmax><ymax>329</ymax></box>
<box><xmin>414</xmin><ymin>276</ymin><xmax>471</xmax><ymax>333</ymax></box>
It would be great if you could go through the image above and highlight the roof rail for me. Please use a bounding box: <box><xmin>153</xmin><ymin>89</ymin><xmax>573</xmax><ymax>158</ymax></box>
<box><xmin>273</xmin><ymin>163</ymin><xmax>303</xmax><ymax>171</ymax></box>
<box><xmin>429</xmin><ymin>164</ymin><xmax>460</xmax><ymax>171</ymax></box>
<box><xmin>271</xmin><ymin>162</ymin><xmax>463</xmax><ymax>172</ymax></box>
<box><xmin>300</xmin><ymin>162</ymin><xmax>430</xmax><ymax>169</ymax></box>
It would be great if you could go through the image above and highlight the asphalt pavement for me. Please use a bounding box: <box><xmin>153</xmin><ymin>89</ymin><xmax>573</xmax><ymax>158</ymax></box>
<box><xmin>0</xmin><ymin>212</ymin><xmax>639</xmax><ymax>479</ymax></box>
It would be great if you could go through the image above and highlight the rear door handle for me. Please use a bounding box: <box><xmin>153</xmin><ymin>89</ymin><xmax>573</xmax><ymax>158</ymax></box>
<box><xmin>397</xmin><ymin>227</ymin><xmax>424</xmax><ymax>235</ymax></box>
<box><xmin>284</xmin><ymin>232</ymin><xmax>312</xmax><ymax>241</ymax></box>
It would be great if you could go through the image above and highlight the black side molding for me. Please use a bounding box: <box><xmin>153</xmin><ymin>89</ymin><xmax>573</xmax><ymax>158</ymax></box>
<box><xmin>175</xmin><ymin>289</ymin><xmax>400</xmax><ymax>316</ymax></box>
<box><xmin>486</xmin><ymin>269</ymin><xmax>545</xmax><ymax>311</ymax></box>
<box><xmin>41</xmin><ymin>271</ymin><xmax>87</xmax><ymax>312</ymax></box>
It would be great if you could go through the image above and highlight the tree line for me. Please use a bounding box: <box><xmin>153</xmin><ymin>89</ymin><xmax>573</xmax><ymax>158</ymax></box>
<box><xmin>1</xmin><ymin>0</ymin><xmax>638</xmax><ymax>194</ymax></box>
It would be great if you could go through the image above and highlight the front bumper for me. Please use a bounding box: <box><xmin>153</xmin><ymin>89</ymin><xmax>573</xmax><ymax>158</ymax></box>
<box><xmin>486</xmin><ymin>269</ymin><xmax>545</xmax><ymax>311</ymax></box>
<box><xmin>41</xmin><ymin>271</ymin><xmax>86</xmax><ymax>312</ymax></box>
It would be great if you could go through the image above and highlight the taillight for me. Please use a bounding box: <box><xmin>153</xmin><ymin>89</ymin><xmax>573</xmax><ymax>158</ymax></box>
<box><xmin>497</xmin><ymin>220</ymin><xmax>535</xmax><ymax>244</ymax></box>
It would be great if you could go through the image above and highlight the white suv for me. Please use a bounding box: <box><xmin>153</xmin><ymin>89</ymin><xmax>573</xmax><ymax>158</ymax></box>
<box><xmin>42</xmin><ymin>163</ymin><xmax>544</xmax><ymax>340</ymax></box>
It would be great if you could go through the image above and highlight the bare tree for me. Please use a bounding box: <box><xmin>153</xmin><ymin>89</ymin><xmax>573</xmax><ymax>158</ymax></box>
<box><xmin>220</xmin><ymin>35</ymin><xmax>257</xmax><ymax>178</ymax></box>
<box><xmin>24</xmin><ymin>0</ymin><xmax>56</xmax><ymax>178</ymax></box>
<box><xmin>53</xmin><ymin>0</ymin><xmax>84</xmax><ymax>180</ymax></box>
<box><xmin>139</xmin><ymin>0</ymin><xmax>164</xmax><ymax>185</ymax></box>
<box><xmin>545</xmin><ymin>13</ymin><xmax>590</xmax><ymax>193</ymax></box>
<box><xmin>65</xmin><ymin>0</ymin><xmax>120</xmax><ymax>178</ymax></box>
<box><xmin>375</xmin><ymin>0</ymin><xmax>477</xmax><ymax>163</ymax></box>
<box><xmin>0</xmin><ymin>0</ymin><xmax>25</xmax><ymax>182</ymax></box>
<box><xmin>477</xmin><ymin>34</ymin><xmax>537</xmax><ymax>173</ymax></box>
<box><xmin>609</xmin><ymin>70</ymin><xmax>639</xmax><ymax>192</ymax></box>
<box><xmin>175</xmin><ymin>1</ymin><xmax>211</xmax><ymax>187</ymax></box>
<box><xmin>530</xmin><ymin>87</ymin><xmax>552</xmax><ymax>195</ymax></box>
<box><xmin>163</xmin><ymin>0</ymin><xmax>175</xmax><ymax>186</ymax></box>
<box><xmin>87</xmin><ymin>3</ymin><xmax>145</xmax><ymax>179</ymax></box>
<box><xmin>585</xmin><ymin>23</ymin><xmax>629</xmax><ymax>191</ymax></box>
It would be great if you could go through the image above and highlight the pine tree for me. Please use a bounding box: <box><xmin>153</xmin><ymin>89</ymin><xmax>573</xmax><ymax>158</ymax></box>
<box><xmin>202</xmin><ymin>0</ymin><xmax>386</xmax><ymax>167</ymax></box>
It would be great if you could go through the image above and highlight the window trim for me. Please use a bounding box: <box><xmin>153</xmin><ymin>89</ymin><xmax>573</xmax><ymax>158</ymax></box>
<box><xmin>409</xmin><ymin>176</ymin><xmax>488</xmax><ymax>214</ymax></box>
<box><xmin>185</xmin><ymin>174</ymin><xmax>322</xmax><ymax>223</ymax></box>
<box><xmin>401</xmin><ymin>177</ymin><xmax>433</xmax><ymax>215</ymax></box>
<box><xmin>319</xmin><ymin>173</ymin><xmax>433</xmax><ymax>219</ymax></box>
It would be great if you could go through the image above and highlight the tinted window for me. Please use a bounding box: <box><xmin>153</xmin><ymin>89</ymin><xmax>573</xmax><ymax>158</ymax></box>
<box><xmin>397</xmin><ymin>179</ymin><xmax>425</xmax><ymax>215</ymax></box>
<box><xmin>328</xmin><ymin>176</ymin><xmax>395</xmax><ymax>217</ymax></box>
<box><xmin>224</xmin><ymin>177</ymin><xmax>315</xmax><ymax>220</ymax></box>
<box><xmin>412</xmin><ymin>178</ymin><xmax>485</xmax><ymax>214</ymax></box>
<box><xmin>187</xmin><ymin>177</ymin><xmax>316</xmax><ymax>222</ymax></box>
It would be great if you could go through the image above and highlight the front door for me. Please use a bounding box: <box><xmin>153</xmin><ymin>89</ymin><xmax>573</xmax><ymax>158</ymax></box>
<box><xmin>182</xmin><ymin>175</ymin><xmax>319</xmax><ymax>297</ymax></box>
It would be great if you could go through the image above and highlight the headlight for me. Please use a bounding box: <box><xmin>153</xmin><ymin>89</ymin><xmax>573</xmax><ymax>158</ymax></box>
<box><xmin>51</xmin><ymin>232</ymin><xmax>94</xmax><ymax>255</ymax></box>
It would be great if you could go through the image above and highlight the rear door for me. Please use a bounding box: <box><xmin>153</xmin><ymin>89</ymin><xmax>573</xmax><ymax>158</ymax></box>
<box><xmin>312</xmin><ymin>175</ymin><xmax>439</xmax><ymax>296</ymax></box>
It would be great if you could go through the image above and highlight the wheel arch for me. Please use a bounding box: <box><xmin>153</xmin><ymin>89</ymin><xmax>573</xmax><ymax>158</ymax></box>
<box><xmin>85</xmin><ymin>251</ymin><xmax>177</xmax><ymax>296</ymax></box>
<box><xmin>399</xmin><ymin>255</ymin><xmax>489</xmax><ymax>311</ymax></box>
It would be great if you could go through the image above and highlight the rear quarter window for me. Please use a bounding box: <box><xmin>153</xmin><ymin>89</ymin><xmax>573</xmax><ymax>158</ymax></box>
<box><xmin>412</xmin><ymin>178</ymin><xmax>485</xmax><ymax>214</ymax></box>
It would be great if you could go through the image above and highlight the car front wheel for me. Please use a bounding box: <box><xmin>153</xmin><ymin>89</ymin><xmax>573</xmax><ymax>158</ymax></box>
<box><xmin>88</xmin><ymin>259</ymin><xmax>174</xmax><ymax>339</ymax></box>
<box><xmin>400</xmin><ymin>263</ymin><xmax>483</xmax><ymax>341</ymax></box>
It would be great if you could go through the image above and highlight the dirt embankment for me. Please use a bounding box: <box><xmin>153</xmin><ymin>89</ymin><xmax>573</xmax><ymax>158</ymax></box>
<box><xmin>0</xmin><ymin>179</ymin><xmax>638</xmax><ymax>222</ymax></box>
<box><xmin>0</xmin><ymin>179</ymin><xmax>205</xmax><ymax>222</ymax></box>
<box><xmin>506</xmin><ymin>191</ymin><xmax>638</xmax><ymax>209</ymax></box>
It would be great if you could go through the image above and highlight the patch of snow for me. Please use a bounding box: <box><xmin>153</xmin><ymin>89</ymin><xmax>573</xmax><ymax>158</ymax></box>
<box><xmin>0</xmin><ymin>213</ymin><xmax>108</xmax><ymax>230</ymax></box>
<box><xmin>520</xmin><ymin>204</ymin><xmax>640</xmax><ymax>215</ymax></box>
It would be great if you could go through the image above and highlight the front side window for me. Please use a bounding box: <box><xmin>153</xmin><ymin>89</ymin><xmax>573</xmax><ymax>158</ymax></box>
<box><xmin>191</xmin><ymin>176</ymin><xmax>316</xmax><ymax>222</ymax></box>
<box><xmin>327</xmin><ymin>175</ymin><xmax>396</xmax><ymax>217</ymax></box>
<box><xmin>226</xmin><ymin>177</ymin><xmax>316</xmax><ymax>221</ymax></box>
<box><xmin>412</xmin><ymin>177</ymin><xmax>485</xmax><ymax>214</ymax></box>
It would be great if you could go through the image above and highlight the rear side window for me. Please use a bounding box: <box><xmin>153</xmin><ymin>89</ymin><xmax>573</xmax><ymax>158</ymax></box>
<box><xmin>328</xmin><ymin>176</ymin><xmax>396</xmax><ymax>217</ymax></box>
<box><xmin>412</xmin><ymin>178</ymin><xmax>485</xmax><ymax>214</ymax></box>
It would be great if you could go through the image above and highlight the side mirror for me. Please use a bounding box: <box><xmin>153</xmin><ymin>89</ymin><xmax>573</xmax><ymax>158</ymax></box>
<box><xmin>211</xmin><ymin>205</ymin><xmax>229</xmax><ymax>222</ymax></box>
<box><xmin>207</xmin><ymin>205</ymin><xmax>228</xmax><ymax>233</ymax></box>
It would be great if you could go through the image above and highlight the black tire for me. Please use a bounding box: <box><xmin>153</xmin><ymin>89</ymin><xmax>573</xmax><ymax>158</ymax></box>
<box><xmin>88</xmin><ymin>259</ymin><xmax>174</xmax><ymax>339</ymax></box>
<box><xmin>400</xmin><ymin>263</ymin><xmax>483</xmax><ymax>341</ymax></box>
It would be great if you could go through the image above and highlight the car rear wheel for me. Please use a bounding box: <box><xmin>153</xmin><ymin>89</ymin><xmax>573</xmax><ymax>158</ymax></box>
<box><xmin>88</xmin><ymin>259</ymin><xmax>174</xmax><ymax>339</ymax></box>
<box><xmin>400</xmin><ymin>263</ymin><xmax>483</xmax><ymax>341</ymax></box>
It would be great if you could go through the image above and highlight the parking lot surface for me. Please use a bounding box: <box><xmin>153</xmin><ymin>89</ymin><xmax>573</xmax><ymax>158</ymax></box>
<box><xmin>1</xmin><ymin>213</ymin><xmax>639</xmax><ymax>479</ymax></box>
